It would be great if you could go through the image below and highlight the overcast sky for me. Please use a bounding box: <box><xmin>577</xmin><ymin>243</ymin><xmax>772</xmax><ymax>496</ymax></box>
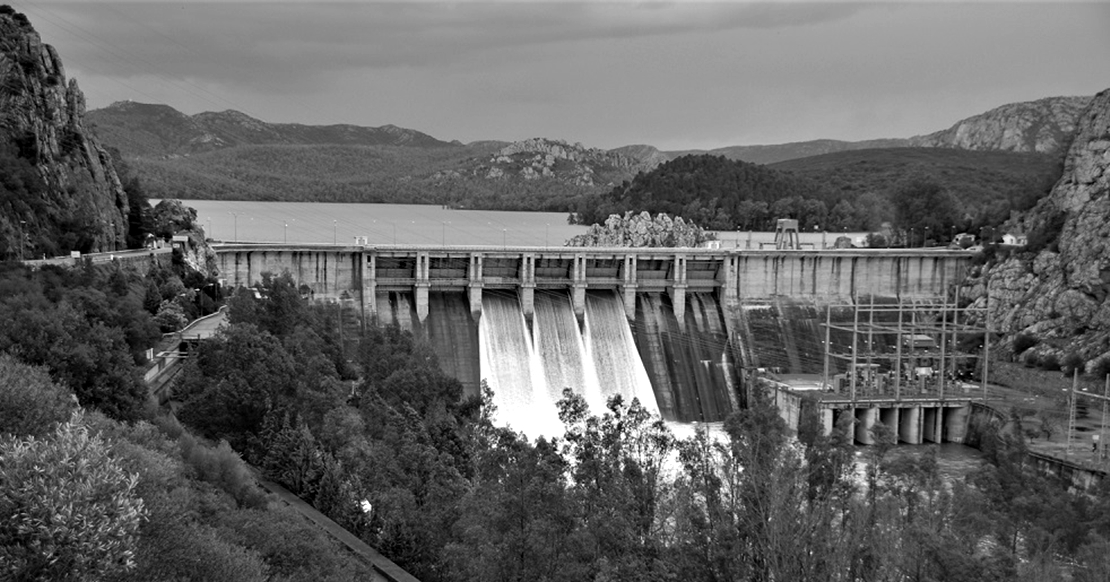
<box><xmin>13</xmin><ymin>1</ymin><xmax>1110</xmax><ymax>151</ymax></box>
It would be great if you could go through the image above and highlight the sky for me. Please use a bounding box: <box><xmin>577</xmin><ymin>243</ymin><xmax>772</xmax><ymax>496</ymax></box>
<box><xmin>12</xmin><ymin>1</ymin><xmax>1110</xmax><ymax>151</ymax></box>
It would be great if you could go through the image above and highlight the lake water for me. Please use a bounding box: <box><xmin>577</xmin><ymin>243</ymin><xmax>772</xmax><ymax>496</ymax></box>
<box><xmin>170</xmin><ymin>200</ymin><xmax>866</xmax><ymax>248</ymax></box>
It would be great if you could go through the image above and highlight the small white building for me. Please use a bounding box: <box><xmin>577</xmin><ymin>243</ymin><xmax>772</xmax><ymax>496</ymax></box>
<box><xmin>1002</xmin><ymin>232</ymin><xmax>1027</xmax><ymax>246</ymax></box>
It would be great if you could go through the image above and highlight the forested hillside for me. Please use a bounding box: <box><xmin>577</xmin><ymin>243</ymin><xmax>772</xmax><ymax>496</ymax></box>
<box><xmin>770</xmin><ymin>148</ymin><xmax>1062</xmax><ymax>230</ymax></box>
<box><xmin>572</xmin><ymin>149</ymin><xmax>1063</xmax><ymax>243</ymax></box>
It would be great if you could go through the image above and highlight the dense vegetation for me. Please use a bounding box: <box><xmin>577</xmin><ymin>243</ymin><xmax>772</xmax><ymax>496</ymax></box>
<box><xmin>128</xmin><ymin>143</ymin><xmax>608</xmax><ymax>211</ymax></box>
<box><xmin>166</xmin><ymin>272</ymin><xmax>1110</xmax><ymax>581</ymax></box>
<box><xmin>5</xmin><ymin>258</ymin><xmax>1110</xmax><ymax>580</ymax></box>
<box><xmin>0</xmin><ymin>262</ymin><xmax>378</xmax><ymax>581</ymax></box>
<box><xmin>572</xmin><ymin>149</ymin><xmax>1062</xmax><ymax>244</ymax></box>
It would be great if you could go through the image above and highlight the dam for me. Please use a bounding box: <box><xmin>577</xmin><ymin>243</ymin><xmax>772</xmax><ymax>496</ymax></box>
<box><xmin>214</xmin><ymin>243</ymin><xmax>976</xmax><ymax>440</ymax></box>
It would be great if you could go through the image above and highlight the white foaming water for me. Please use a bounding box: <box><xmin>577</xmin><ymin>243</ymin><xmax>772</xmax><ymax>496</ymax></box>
<box><xmin>584</xmin><ymin>292</ymin><xmax>660</xmax><ymax>416</ymax></box>
<box><xmin>479</xmin><ymin>293</ymin><xmax>562</xmax><ymax>438</ymax></box>
<box><xmin>533</xmin><ymin>292</ymin><xmax>599</xmax><ymax>407</ymax></box>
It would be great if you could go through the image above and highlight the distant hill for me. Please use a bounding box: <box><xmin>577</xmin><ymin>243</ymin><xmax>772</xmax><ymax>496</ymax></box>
<box><xmin>571</xmin><ymin>146</ymin><xmax>1064</xmax><ymax>237</ymax></box>
<box><xmin>769</xmin><ymin>147</ymin><xmax>1063</xmax><ymax>228</ymax></box>
<box><xmin>666</xmin><ymin>138</ymin><xmax>910</xmax><ymax>166</ymax></box>
<box><xmin>87</xmin><ymin>101</ymin><xmax>456</xmax><ymax>157</ymax></box>
<box><xmin>87</xmin><ymin>94</ymin><xmax>1087</xmax><ymax>220</ymax></box>
<box><xmin>907</xmin><ymin>96</ymin><xmax>1091</xmax><ymax>153</ymax></box>
<box><xmin>623</xmin><ymin>95</ymin><xmax>1089</xmax><ymax>166</ymax></box>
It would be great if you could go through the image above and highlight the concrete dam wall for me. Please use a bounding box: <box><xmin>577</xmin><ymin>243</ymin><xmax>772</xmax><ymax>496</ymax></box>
<box><xmin>214</xmin><ymin>244</ymin><xmax>971</xmax><ymax>436</ymax></box>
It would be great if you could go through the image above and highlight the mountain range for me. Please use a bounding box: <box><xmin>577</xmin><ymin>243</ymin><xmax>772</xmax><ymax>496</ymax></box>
<box><xmin>90</xmin><ymin>94</ymin><xmax>1091</xmax><ymax>166</ymax></box>
<box><xmin>84</xmin><ymin>93</ymin><xmax>1090</xmax><ymax>210</ymax></box>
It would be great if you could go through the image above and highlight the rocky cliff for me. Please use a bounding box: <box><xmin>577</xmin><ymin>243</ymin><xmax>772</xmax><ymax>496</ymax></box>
<box><xmin>0</xmin><ymin>6</ymin><xmax>126</xmax><ymax>256</ymax></box>
<box><xmin>910</xmin><ymin>96</ymin><xmax>1091</xmax><ymax>154</ymax></box>
<box><xmin>964</xmin><ymin>89</ymin><xmax>1110</xmax><ymax>365</ymax></box>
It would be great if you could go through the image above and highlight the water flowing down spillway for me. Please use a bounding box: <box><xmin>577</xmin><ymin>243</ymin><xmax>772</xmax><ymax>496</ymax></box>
<box><xmin>582</xmin><ymin>292</ymin><xmax>659</xmax><ymax>416</ymax></box>
<box><xmin>478</xmin><ymin>292</ymin><xmax>563</xmax><ymax>437</ymax></box>
<box><xmin>533</xmin><ymin>292</ymin><xmax>601</xmax><ymax>408</ymax></box>
<box><xmin>634</xmin><ymin>292</ymin><xmax>737</xmax><ymax>423</ymax></box>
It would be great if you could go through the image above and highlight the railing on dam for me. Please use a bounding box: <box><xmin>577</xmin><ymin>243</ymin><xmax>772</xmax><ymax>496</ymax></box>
<box><xmin>213</xmin><ymin>243</ymin><xmax>973</xmax><ymax>323</ymax></box>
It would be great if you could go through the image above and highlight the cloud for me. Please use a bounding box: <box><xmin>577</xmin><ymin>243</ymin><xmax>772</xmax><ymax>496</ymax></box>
<box><xmin>19</xmin><ymin>1</ymin><xmax>868</xmax><ymax>94</ymax></box>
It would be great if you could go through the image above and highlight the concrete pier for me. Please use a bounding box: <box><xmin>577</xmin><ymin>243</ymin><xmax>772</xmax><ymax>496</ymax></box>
<box><xmin>899</xmin><ymin>406</ymin><xmax>921</xmax><ymax>444</ymax></box>
<box><xmin>855</xmin><ymin>407</ymin><xmax>877</xmax><ymax>444</ymax></box>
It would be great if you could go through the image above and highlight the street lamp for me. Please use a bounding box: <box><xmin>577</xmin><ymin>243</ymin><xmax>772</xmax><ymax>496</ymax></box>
<box><xmin>502</xmin><ymin>228</ymin><xmax>507</xmax><ymax>247</ymax></box>
<box><xmin>18</xmin><ymin>220</ymin><xmax>25</xmax><ymax>261</ymax></box>
<box><xmin>333</xmin><ymin>220</ymin><xmax>337</xmax><ymax>245</ymax></box>
<box><xmin>229</xmin><ymin>212</ymin><xmax>239</xmax><ymax>242</ymax></box>
<box><xmin>283</xmin><ymin>221</ymin><xmax>288</xmax><ymax>244</ymax></box>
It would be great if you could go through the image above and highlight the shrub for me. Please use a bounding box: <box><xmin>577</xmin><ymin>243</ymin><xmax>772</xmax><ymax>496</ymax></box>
<box><xmin>1039</xmin><ymin>353</ymin><xmax>1061</xmax><ymax>371</ymax></box>
<box><xmin>0</xmin><ymin>354</ymin><xmax>76</xmax><ymax>437</ymax></box>
<box><xmin>1091</xmin><ymin>356</ymin><xmax>1110</xmax><ymax>380</ymax></box>
<box><xmin>1023</xmin><ymin>350</ymin><xmax>1040</xmax><ymax>368</ymax></box>
<box><xmin>178</xmin><ymin>433</ymin><xmax>268</xmax><ymax>508</ymax></box>
<box><xmin>1013</xmin><ymin>333</ymin><xmax>1038</xmax><ymax>355</ymax></box>
<box><xmin>0</xmin><ymin>412</ymin><xmax>147</xmax><ymax>581</ymax></box>
<box><xmin>1061</xmin><ymin>353</ymin><xmax>1085</xmax><ymax>376</ymax></box>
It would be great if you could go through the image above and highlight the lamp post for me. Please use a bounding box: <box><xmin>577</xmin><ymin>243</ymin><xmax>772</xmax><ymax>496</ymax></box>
<box><xmin>502</xmin><ymin>228</ymin><xmax>507</xmax><ymax>247</ymax></box>
<box><xmin>18</xmin><ymin>220</ymin><xmax>25</xmax><ymax>261</ymax></box>
<box><xmin>229</xmin><ymin>212</ymin><xmax>239</xmax><ymax>242</ymax></box>
<box><xmin>110</xmin><ymin>222</ymin><xmax>115</xmax><ymax>251</ymax></box>
<box><xmin>207</xmin><ymin>216</ymin><xmax>212</xmax><ymax>240</ymax></box>
<box><xmin>924</xmin><ymin>226</ymin><xmax>931</xmax><ymax>248</ymax></box>
<box><xmin>910</xmin><ymin>227</ymin><xmax>915</xmax><ymax>248</ymax></box>
<box><xmin>283</xmin><ymin>221</ymin><xmax>288</xmax><ymax>244</ymax></box>
<box><xmin>333</xmin><ymin>220</ymin><xmax>337</xmax><ymax>245</ymax></box>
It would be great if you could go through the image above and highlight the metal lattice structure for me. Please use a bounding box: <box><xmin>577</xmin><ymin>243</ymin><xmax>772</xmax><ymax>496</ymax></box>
<box><xmin>818</xmin><ymin>294</ymin><xmax>990</xmax><ymax>403</ymax></box>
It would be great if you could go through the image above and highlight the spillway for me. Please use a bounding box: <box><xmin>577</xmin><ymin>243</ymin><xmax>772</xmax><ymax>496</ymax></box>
<box><xmin>478</xmin><ymin>291</ymin><xmax>562</xmax><ymax>437</ymax></box>
<box><xmin>634</xmin><ymin>292</ymin><xmax>736</xmax><ymax>422</ymax></box>
<box><xmin>583</xmin><ymin>291</ymin><xmax>659</xmax><ymax>415</ymax></box>
<box><xmin>419</xmin><ymin>292</ymin><xmax>481</xmax><ymax>399</ymax></box>
<box><xmin>533</xmin><ymin>291</ymin><xmax>600</xmax><ymax>408</ymax></box>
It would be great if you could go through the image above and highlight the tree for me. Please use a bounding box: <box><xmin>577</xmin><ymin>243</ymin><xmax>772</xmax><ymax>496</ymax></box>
<box><xmin>0</xmin><ymin>412</ymin><xmax>146</xmax><ymax>581</ymax></box>
<box><xmin>890</xmin><ymin>178</ymin><xmax>959</xmax><ymax>246</ymax></box>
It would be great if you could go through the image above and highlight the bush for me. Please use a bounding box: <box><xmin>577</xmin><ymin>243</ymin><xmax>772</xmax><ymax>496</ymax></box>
<box><xmin>1089</xmin><ymin>356</ymin><xmax>1110</xmax><ymax>379</ymax></box>
<box><xmin>178</xmin><ymin>433</ymin><xmax>268</xmax><ymax>508</ymax></box>
<box><xmin>1039</xmin><ymin>353</ymin><xmax>1061</xmax><ymax>371</ymax></box>
<box><xmin>1061</xmin><ymin>353</ymin><xmax>1085</xmax><ymax>376</ymax></box>
<box><xmin>1013</xmin><ymin>333</ymin><xmax>1038</xmax><ymax>355</ymax></box>
<box><xmin>0</xmin><ymin>354</ymin><xmax>76</xmax><ymax>437</ymax></box>
<box><xmin>1023</xmin><ymin>351</ymin><xmax>1040</xmax><ymax>368</ymax></box>
<box><xmin>0</xmin><ymin>412</ymin><xmax>147</xmax><ymax>581</ymax></box>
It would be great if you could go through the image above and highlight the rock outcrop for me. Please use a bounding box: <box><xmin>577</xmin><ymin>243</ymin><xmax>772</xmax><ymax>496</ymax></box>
<box><xmin>456</xmin><ymin>138</ymin><xmax>651</xmax><ymax>187</ymax></box>
<box><xmin>964</xmin><ymin>89</ymin><xmax>1110</xmax><ymax>364</ymax></box>
<box><xmin>910</xmin><ymin>96</ymin><xmax>1091</xmax><ymax>154</ymax></box>
<box><xmin>0</xmin><ymin>6</ymin><xmax>126</xmax><ymax>256</ymax></box>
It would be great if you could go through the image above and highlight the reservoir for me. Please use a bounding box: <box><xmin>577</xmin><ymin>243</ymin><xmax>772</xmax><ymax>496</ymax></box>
<box><xmin>170</xmin><ymin>199</ymin><xmax>865</xmax><ymax>248</ymax></box>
